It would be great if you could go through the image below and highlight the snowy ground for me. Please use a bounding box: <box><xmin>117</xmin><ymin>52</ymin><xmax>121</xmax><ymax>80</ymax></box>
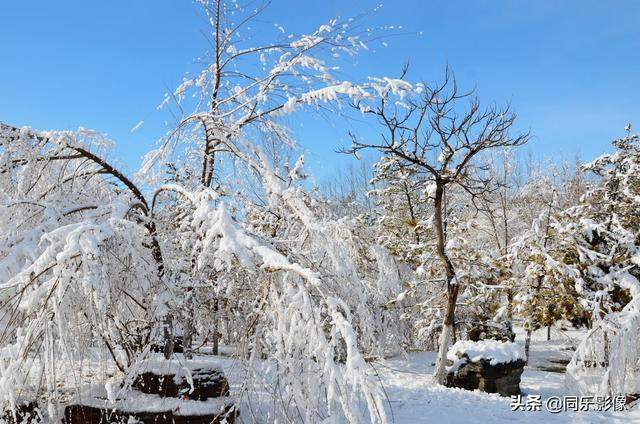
<box><xmin>46</xmin><ymin>326</ymin><xmax>638</xmax><ymax>423</ymax></box>
<box><xmin>371</xmin><ymin>326</ymin><xmax>639</xmax><ymax>423</ymax></box>
<box><xmin>192</xmin><ymin>325</ymin><xmax>640</xmax><ymax>423</ymax></box>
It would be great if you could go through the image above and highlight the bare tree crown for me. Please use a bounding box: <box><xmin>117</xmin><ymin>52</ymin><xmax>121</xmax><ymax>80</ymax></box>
<box><xmin>346</xmin><ymin>68</ymin><xmax>530</xmax><ymax>195</ymax></box>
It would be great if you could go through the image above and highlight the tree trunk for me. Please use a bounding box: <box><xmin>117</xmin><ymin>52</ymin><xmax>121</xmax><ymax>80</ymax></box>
<box><xmin>524</xmin><ymin>323</ymin><xmax>532</xmax><ymax>363</ymax></box>
<box><xmin>434</xmin><ymin>321</ymin><xmax>453</xmax><ymax>382</ymax></box>
<box><xmin>183</xmin><ymin>288</ymin><xmax>196</xmax><ymax>360</ymax></box>
<box><xmin>212</xmin><ymin>330</ymin><xmax>219</xmax><ymax>356</ymax></box>
<box><xmin>163</xmin><ymin>313</ymin><xmax>174</xmax><ymax>360</ymax></box>
<box><xmin>212</xmin><ymin>298</ymin><xmax>220</xmax><ymax>355</ymax></box>
<box><xmin>432</xmin><ymin>182</ymin><xmax>458</xmax><ymax>384</ymax></box>
<box><xmin>506</xmin><ymin>288</ymin><xmax>514</xmax><ymax>321</ymax></box>
<box><xmin>183</xmin><ymin>324</ymin><xmax>194</xmax><ymax>360</ymax></box>
<box><xmin>546</xmin><ymin>325</ymin><xmax>551</xmax><ymax>341</ymax></box>
<box><xmin>434</xmin><ymin>282</ymin><xmax>460</xmax><ymax>383</ymax></box>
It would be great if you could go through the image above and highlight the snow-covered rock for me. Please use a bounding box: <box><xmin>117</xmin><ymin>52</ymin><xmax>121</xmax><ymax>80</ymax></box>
<box><xmin>447</xmin><ymin>339</ymin><xmax>525</xmax><ymax>366</ymax></box>
<box><xmin>445</xmin><ymin>340</ymin><xmax>526</xmax><ymax>396</ymax></box>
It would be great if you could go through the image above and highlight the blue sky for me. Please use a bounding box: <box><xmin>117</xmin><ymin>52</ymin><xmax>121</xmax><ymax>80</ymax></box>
<box><xmin>1</xmin><ymin>1</ymin><xmax>638</xmax><ymax>181</ymax></box>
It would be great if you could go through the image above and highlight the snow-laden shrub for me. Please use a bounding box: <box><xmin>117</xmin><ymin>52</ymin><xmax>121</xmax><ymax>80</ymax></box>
<box><xmin>558</xmin><ymin>133</ymin><xmax>640</xmax><ymax>397</ymax></box>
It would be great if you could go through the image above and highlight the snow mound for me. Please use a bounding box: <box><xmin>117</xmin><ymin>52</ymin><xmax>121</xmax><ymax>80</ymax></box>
<box><xmin>447</xmin><ymin>340</ymin><xmax>525</xmax><ymax>366</ymax></box>
<box><xmin>137</xmin><ymin>357</ymin><xmax>223</xmax><ymax>376</ymax></box>
<box><xmin>74</xmin><ymin>384</ymin><xmax>233</xmax><ymax>415</ymax></box>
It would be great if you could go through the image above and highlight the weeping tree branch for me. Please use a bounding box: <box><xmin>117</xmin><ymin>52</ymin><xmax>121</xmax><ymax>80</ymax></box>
<box><xmin>0</xmin><ymin>122</ymin><xmax>176</xmax><ymax>358</ymax></box>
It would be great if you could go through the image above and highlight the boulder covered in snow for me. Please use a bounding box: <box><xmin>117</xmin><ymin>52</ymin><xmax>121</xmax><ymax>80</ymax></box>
<box><xmin>64</xmin><ymin>395</ymin><xmax>236</xmax><ymax>424</ymax></box>
<box><xmin>64</xmin><ymin>358</ymin><xmax>237</xmax><ymax>423</ymax></box>
<box><xmin>444</xmin><ymin>339</ymin><xmax>525</xmax><ymax>396</ymax></box>
<box><xmin>132</xmin><ymin>366</ymin><xmax>229</xmax><ymax>400</ymax></box>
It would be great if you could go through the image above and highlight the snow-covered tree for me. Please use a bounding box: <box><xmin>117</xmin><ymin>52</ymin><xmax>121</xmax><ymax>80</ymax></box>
<box><xmin>0</xmin><ymin>125</ymin><xmax>167</xmax><ymax>420</ymax></box>
<box><xmin>344</xmin><ymin>69</ymin><xmax>530</xmax><ymax>384</ymax></box>
<box><xmin>511</xmin><ymin>183</ymin><xmax>583</xmax><ymax>361</ymax></box>
<box><xmin>559</xmin><ymin>132</ymin><xmax>640</xmax><ymax>398</ymax></box>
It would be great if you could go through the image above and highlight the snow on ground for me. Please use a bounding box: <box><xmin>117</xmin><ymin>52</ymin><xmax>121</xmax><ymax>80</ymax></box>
<box><xmin>371</xmin><ymin>325</ymin><xmax>639</xmax><ymax>423</ymax></box>
<box><xmin>183</xmin><ymin>325</ymin><xmax>639</xmax><ymax>423</ymax></box>
<box><xmin>49</xmin><ymin>326</ymin><xmax>638</xmax><ymax>423</ymax></box>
